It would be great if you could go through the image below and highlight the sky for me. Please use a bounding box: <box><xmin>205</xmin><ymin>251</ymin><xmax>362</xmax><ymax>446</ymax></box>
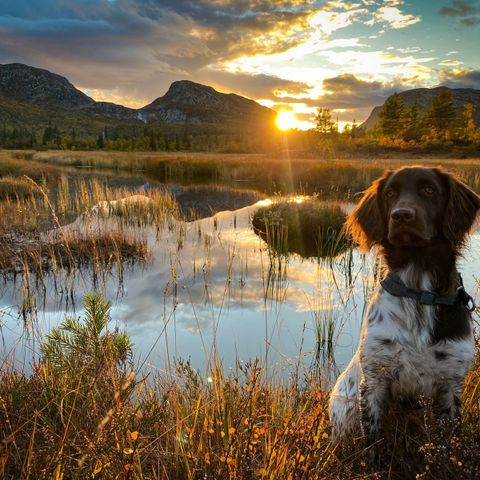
<box><xmin>1</xmin><ymin>0</ymin><xmax>480</xmax><ymax>129</ymax></box>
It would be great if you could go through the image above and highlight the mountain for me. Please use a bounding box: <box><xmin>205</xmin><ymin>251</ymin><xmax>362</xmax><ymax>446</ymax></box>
<box><xmin>361</xmin><ymin>86</ymin><xmax>480</xmax><ymax>130</ymax></box>
<box><xmin>140</xmin><ymin>80</ymin><xmax>275</xmax><ymax>125</ymax></box>
<box><xmin>0</xmin><ymin>63</ymin><xmax>93</xmax><ymax>108</ymax></box>
<box><xmin>0</xmin><ymin>63</ymin><xmax>276</xmax><ymax>131</ymax></box>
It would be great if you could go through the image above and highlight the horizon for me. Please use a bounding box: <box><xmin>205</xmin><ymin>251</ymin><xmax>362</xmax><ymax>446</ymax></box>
<box><xmin>1</xmin><ymin>1</ymin><xmax>480</xmax><ymax>130</ymax></box>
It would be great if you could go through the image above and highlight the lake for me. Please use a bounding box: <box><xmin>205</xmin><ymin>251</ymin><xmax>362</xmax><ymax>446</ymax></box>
<box><xmin>1</xmin><ymin>166</ymin><xmax>479</xmax><ymax>383</ymax></box>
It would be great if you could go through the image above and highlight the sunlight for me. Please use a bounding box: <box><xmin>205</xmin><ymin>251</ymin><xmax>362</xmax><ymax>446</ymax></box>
<box><xmin>276</xmin><ymin>111</ymin><xmax>298</xmax><ymax>131</ymax></box>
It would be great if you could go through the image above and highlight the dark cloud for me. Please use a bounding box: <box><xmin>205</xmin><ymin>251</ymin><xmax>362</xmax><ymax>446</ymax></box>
<box><xmin>439</xmin><ymin>68</ymin><xmax>480</xmax><ymax>88</ymax></box>
<box><xmin>197</xmin><ymin>71</ymin><xmax>310</xmax><ymax>99</ymax></box>
<box><xmin>0</xmin><ymin>0</ymin><xmax>314</xmax><ymax>105</ymax></box>
<box><xmin>439</xmin><ymin>0</ymin><xmax>480</xmax><ymax>26</ymax></box>
<box><xmin>320</xmin><ymin>74</ymin><xmax>398</xmax><ymax>109</ymax></box>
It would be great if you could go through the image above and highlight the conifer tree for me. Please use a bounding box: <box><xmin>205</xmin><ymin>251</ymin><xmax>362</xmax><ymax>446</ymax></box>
<box><xmin>315</xmin><ymin>107</ymin><xmax>337</xmax><ymax>134</ymax></box>
<box><xmin>377</xmin><ymin>93</ymin><xmax>406</xmax><ymax>137</ymax></box>
<box><xmin>423</xmin><ymin>87</ymin><xmax>456</xmax><ymax>134</ymax></box>
<box><xmin>459</xmin><ymin>103</ymin><xmax>477</xmax><ymax>143</ymax></box>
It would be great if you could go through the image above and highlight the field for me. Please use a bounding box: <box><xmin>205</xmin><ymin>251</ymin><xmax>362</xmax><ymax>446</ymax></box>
<box><xmin>1</xmin><ymin>149</ymin><xmax>480</xmax><ymax>479</ymax></box>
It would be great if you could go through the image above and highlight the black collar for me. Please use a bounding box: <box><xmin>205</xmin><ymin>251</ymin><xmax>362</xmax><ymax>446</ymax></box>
<box><xmin>380</xmin><ymin>273</ymin><xmax>476</xmax><ymax>311</ymax></box>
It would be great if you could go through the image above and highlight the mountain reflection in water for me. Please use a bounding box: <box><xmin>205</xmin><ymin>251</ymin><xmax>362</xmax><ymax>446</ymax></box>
<box><xmin>1</xmin><ymin>197</ymin><xmax>479</xmax><ymax>380</ymax></box>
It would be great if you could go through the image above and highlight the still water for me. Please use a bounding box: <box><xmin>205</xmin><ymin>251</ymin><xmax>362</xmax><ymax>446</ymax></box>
<box><xmin>1</xmin><ymin>185</ymin><xmax>479</xmax><ymax>380</ymax></box>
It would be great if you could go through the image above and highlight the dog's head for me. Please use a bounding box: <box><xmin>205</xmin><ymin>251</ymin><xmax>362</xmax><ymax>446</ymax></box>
<box><xmin>347</xmin><ymin>166</ymin><xmax>480</xmax><ymax>252</ymax></box>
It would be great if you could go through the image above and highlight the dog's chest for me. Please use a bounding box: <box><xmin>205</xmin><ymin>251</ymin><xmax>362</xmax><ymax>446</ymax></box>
<box><xmin>361</xmin><ymin>276</ymin><xmax>474</xmax><ymax>397</ymax></box>
<box><xmin>365</xmin><ymin>288</ymin><xmax>435</xmax><ymax>348</ymax></box>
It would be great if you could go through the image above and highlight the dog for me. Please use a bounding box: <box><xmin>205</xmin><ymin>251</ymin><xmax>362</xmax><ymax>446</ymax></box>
<box><xmin>329</xmin><ymin>166</ymin><xmax>480</xmax><ymax>446</ymax></box>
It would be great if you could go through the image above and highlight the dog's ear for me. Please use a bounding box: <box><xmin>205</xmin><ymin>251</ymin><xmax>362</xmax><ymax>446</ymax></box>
<box><xmin>442</xmin><ymin>173</ymin><xmax>480</xmax><ymax>249</ymax></box>
<box><xmin>346</xmin><ymin>172</ymin><xmax>390</xmax><ymax>252</ymax></box>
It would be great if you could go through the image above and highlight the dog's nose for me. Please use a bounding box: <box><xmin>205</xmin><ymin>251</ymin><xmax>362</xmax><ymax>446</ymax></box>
<box><xmin>391</xmin><ymin>207</ymin><xmax>415</xmax><ymax>223</ymax></box>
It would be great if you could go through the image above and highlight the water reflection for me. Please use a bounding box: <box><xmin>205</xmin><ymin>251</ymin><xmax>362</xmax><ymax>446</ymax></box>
<box><xmin>1</xmin><ymin>196</ymin><xmax>479</xmax><ymax>381</ymax></box>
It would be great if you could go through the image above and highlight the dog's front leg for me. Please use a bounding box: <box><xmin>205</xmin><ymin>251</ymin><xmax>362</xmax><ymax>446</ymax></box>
<box><xmin>359</xmin><ymin>366</ymin><xmax>388</xmax><ymax>448</ymax></box>
<box><xmin>434</xmin><ymin>381</ymin><xmax>462</xmax><ymax>421</ymax></box>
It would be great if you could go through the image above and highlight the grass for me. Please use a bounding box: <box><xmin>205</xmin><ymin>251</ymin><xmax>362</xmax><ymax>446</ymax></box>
<box><xmin>0</xmin><ymin>173</ymin><xmax>178</xmax><ymax>269</ymax></box>
<box><xmin>1</xmin><ymin>293</ymin><xmax>480</xmax><ymax>479</ymax></box>
<box><xmin>24</xmin><ymin>149</ymin><xmax>480</xmax><ymax>195</ymax></box>
<box><xmin>0</xmin><ymin>176</ymin><xmax>42</xmax><ymax>200</ymax></box>
<box><xmin>252</xmin><ymin>199</ymin><xmax>349</xmax><ymax>258</ymax></box>
<box><xmin>0</xmin><ymin>166</ymin><xmax>179</xmax><ymax>321</ymax></box>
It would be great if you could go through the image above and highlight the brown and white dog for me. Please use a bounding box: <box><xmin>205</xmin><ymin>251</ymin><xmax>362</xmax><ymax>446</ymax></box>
<box><xmin>329</xmin><ymin>166</ymin><xmax>480</xmax><ymax>445</ymax></box>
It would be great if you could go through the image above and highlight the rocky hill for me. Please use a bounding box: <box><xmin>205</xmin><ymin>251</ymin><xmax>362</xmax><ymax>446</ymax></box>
<box><xmin>361</xmin><ymin>86</ymin><xmax>480</xmax><ymax>130</ymax></box>
<box><xmin>140</xmin><ymin>80</ymin><xmax>275</xmax><ymax>125</ymax></box>
<box><xmin>0</xmin><ymin>63</ymin><xmax>94</xmax><ymax>108</ymax></box>
<box><xmin>0</xmin><ymin>63</ymin><xmax>276</xmax><ymax>130</ymax></box>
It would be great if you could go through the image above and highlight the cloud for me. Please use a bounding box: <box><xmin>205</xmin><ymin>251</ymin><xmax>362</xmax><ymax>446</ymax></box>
<box><xmin>264</xmin><ymin>73</ymin><xmax>408</xmax><ymax>124</ymax></box>
<box><xmin>439</xmin><ymin>0</ymin><xmax>480</xmax><ymax>26</ymax></box>
<box><xmin>319</xmin><ymin>73</ymin><xmax>399</xmax><ymax>113</ymax></box>
<box><xmin>439</xmin><ymin>68</ymin><xmax>480</xmax><ymax>88</ymax></box>
<box><xmin>197</xmin><ymin>71</ymin><xmax>310</xmax><ymax>100</ymax></box>
<box><xmin>0</xmin><ymin>0</ymin><xmax>453</xmax><ymax>124</ymax></box>
<box><xmin>369</xmin><ymin>5</ymin><xmax>421</xmax><ymax>29</ymax></box>
<box><xmin>0</xmin><ymin>0</ymin><xmax>322</xmax><ymax>106</ymax></box>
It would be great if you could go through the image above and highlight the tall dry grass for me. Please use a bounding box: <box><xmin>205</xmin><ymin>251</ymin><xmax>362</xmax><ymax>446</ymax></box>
<box><xmin>1</xmin><ymin>293</ymin><xmax>480</xmax><ymax>479</ymax></box>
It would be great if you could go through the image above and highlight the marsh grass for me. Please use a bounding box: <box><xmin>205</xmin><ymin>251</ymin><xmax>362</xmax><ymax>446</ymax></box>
<box><xmin>0</xmin><ymin>176</ymin><xmax>42</xmax><ymax>200</ymax></box>
<box><xmin>1</xmin><ymin>294</ymin><xmax>480</xmax><ymax>479</ymax></box>
<box><xmin>26</xmin><ymin>150</ymin><xmax>480</xmax><ymax>197</ymax></box>
<box><xmin>252</xmin><ymin>199</ymin><xmax>349</xmax><ymax>258</ymax></box>
<box><xmin>30</xmin><ymin>150</ymin><xmax>387</xmax><ymax>197</ymax></box>
<box><xmin>0</xmin><ymin>169</ymin><xmax>179</xmax><ymax>321</ymax></box>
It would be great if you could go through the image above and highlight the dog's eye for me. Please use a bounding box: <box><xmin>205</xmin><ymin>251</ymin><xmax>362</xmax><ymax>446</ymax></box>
<box><xmin>423</xmin><ymin>186</ymin><xmax>435</xmax><ymax>195</ymax></box>
<box><xmin>385</xmin><ymin>189</ymin><xmax>396</xmax><ymax>198</ymax></box>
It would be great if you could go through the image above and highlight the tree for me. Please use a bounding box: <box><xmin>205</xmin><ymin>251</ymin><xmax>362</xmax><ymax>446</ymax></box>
<box><xmin>458</xmin><ymin>103</ymin><xmax>477</xmax><ymax>143</ymax></box>
<box><xmin>97</xmin><ymin>131</ymin><xmax>105</xmax><ymax>149</ymax></box>
<box><xmin>377</xmin><ymin>93</ymin><xmax>406</xmax><ymax>137</ymax></box>
<box><xmin>423</xmin><ymin>87</ymin><xmax>456</xmax><ymax>134</ymax></box>
<box><xmin>315</xmin><ymin>107</ymin><xmax>337</xmax><ymax>134</ymax></box>
<box><xmin>41</xmin><ymin>292</ymin><xmax>132</xmax><ymax>371</ymax></box>
<box><xmin>403</xmin><ymin>101</ymin><xmax>421</xmax><ymax>141</ymax></box>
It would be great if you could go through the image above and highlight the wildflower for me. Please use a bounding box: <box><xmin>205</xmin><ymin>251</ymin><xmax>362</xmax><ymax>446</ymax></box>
<box><xmin>130</xmin><ymin>431</ymin><xmax>139</xmax><ymax>441</ymax></box>
<box><xmin>228</xmin><ymin>427</ymin><xmax>236</xmax><ymax>435</ymax></box>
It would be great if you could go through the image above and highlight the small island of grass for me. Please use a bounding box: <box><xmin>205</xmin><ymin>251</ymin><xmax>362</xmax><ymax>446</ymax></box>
<box><xmin>252</xmin><ymin>199</ymin><xmax>349</xmax><ymax>258</ymax></box>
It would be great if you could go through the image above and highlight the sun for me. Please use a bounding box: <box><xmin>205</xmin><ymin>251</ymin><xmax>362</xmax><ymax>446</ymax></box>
<box><xmin>276</xmin><ymin>111</ymin><xmax>298</xmax><ymax>131</ymax></box>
